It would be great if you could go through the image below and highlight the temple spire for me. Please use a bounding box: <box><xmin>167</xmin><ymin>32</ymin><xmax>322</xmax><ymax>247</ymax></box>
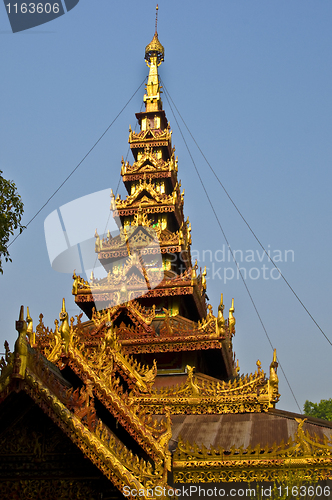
<box><xmin>155</xmin><ymin>4</ymin><xmax>159</xmax><ymax>34</ymax></box>
<box><xmin>144</xmin><ymin>6</ymin><xmax>164</xmax><ymax>112</ymax></box>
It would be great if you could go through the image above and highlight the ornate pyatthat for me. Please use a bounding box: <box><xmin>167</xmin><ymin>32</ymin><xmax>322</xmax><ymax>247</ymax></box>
<box><xmin>2</xmin><ymin>14</ymin><xmax>332</xmax><ymax>497</ymax></box>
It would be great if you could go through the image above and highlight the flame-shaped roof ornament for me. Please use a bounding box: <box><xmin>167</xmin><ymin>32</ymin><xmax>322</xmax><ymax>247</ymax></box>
<box><xmin>145</xmin><ymin>5</ymin><xmax>164</xmax><ymax>66</ymax></box>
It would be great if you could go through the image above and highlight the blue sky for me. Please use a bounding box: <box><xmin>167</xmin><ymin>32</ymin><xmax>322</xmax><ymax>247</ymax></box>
<box><xmin>0</xmin><ymin>0</ymin><xmax>331</xmax><ymax>414</ymax></box>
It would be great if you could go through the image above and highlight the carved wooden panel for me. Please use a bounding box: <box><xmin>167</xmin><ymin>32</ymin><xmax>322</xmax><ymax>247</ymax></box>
<box><xmin>0</xmin><ymin>391</ymin><xmax>122</xmax><ymax>499</ymax></box>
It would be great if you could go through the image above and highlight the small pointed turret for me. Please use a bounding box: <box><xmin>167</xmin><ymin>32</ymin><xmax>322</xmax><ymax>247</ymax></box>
<box><xmin>26</xmin><ymin>307</ymin><xmax>35</xmax><ymax>346</ymax></box>
<box><xmin>59</xmin><ymin>298</ymin><xmax>70</xmax><ymax>355</ymax></box>
<box><xmin>268</xmin><ymin>348</ymin><xmax>279</xmax><ymax>408</ymax></box>
<box><xmin>14</xmin><ymin>305</ymin><xmax>28</xmax><ymax>378</ymax></box>
<box><xmin>202</xmin><ymin>266</ymin><xmax>207</xmax><ymax>291</ymax></box>
<box><xmin>15</xmin><ymin>305</ymin><xmax>25</xmax><ymax>333</ymax></box>
<box><xmin>217</xmin><ymin>293</ymin><xmax>225</xmax><ymax>328</ymax></box>
<box><xmin>228</xmin><ymin>298</ymin><xmax>236</xmax><ymax>334</ymax></box>
<box><xmin>269</xmin><ymin>348</ymin><xmax>278</xmax><ymax>384</ymax></box>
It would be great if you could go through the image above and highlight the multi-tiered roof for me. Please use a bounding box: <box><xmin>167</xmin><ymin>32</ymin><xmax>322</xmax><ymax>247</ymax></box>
<box><xmin>1</xmin><ymin>15</ymin><xmax>332</xmax><ymax>499</ymax></box>
<box><xmin>72</xmin><ymin>26</ymin><xmax>238</xmax><ymax>382</ymax></box>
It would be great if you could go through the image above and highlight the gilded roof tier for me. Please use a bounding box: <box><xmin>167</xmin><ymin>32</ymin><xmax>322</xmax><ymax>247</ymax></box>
<box><xmin>3</xmin><ymin>15</ymin><xmax>331</xmax><ymax>494</ymax></box>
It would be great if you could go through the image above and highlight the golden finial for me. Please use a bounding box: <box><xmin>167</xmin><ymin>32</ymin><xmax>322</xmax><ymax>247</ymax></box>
<box><xmin>228</xmin><ymin>298</ymin><xmax>236</xmax><ymax>334</ymax></box>
<box><xmin>59</xmin><ymin>298</ymin><xmax>70</xmax><ymax>355</ymax></box>
<box><xmin>191</xmin><ymin>261</ymin><xmax>197</xmax><ymax>284</ymax></box>
<box><xmin>268</xmin><ymin>348</ymin><xmax>279</xmax><ymax>407</ymax></box>
<box><xmin>186</xmin><ymin>365</ymin><xmax>200</xmax><ymax>396</ymax></box>
<box><xmin>269</xmin><ymin>348</ymin><xmax>278</xmax><ymax>381</ymax></box>
<box><xmin>202</xmin><ymin>266</ymin><xmax>207</xmax><ymax>291</ymax></box>
<box><xmin>145</xmin><ymin>5</ymin><xmax>164</xmax><ymax>69</ymax></box>
<box><xmin>217</xmin><ymin>293</ymin><xmax>225</xmax><ymax>330</ymax></box>
<box><xmin>16</xmin><ymin>305</ymin><xmax>25</xmax><ymax>331</ymax></box>
<box><xmin>26</xmin><ymin>307</ymin><xmax>35</xmax><ymax>346</ymax></box>
<box><xmin>155</xmin><ymin>4</ymin><xmax>159</xmax><ymax>34</ymax></box>
<box><xmin>72</xmin><ymin>272</ymin><xmax>79</xmax><ymax>295</ymax></box>
<box><xmin>95</xmin><ymin>229</ymin><xmax>100</xmax><ymax>252</ymax></box>
<box><xmin>14</xmin><ymin>305</ymin><xmax>28</xmax><ymax>379</ymax></box>
<box><xmin>110</xmin><ymin>190</ymin><xmax>116</xmax><ymax>211</ymax></box>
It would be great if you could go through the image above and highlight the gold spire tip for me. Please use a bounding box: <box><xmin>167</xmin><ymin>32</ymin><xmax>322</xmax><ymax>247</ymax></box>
<box><xmin>155</xmin><ymin>4</ymin><xmax>159</xmax><ymax>33</ymax></box>
<box><xmin>145</xmin><ymin>5</ymin><xmax>164</xmax><ymax>65</ymax></box>
<box><xmin>19</xmin><ymin>305</ymin><xmax>24</xmax><ymax>322</ymax></box>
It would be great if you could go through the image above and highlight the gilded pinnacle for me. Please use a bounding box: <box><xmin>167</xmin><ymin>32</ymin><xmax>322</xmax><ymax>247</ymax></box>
<box><xmin>145</xmin><ymin>5</ymin><xmax>164</xmax><ymax>65</ymax></box>
<box><xmin>145</xmin><ymin>32</ymin><xmax>164</xmax><ymax>66</ymax></box>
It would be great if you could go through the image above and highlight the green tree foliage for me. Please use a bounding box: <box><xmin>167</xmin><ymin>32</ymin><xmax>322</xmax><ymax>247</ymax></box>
<box><xmin>303</xmin><ymin>399</ymin><xmax>332</xmax><ymax>421</ymax></box>
<box><xmin>0</xmin><ymin>170</ymin><xmax>24</xmax><ymax>273</ymax></box>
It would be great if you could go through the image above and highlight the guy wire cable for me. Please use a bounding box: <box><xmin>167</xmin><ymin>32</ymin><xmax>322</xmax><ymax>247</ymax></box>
<box><xmin>92</xmin><ymin>100</ymin><xmax>145</xmax><ymax>274</ymax></box>
<box><xmin>162</xmin><ymin>85</ymin><xmax>302</xmax><ymax>414</ymax></box>
<box><xmin>8</xmin><ymin>77</ymin><xmax>147</xmax><ymax>249</ymax></box>
<box><xmin>161</xmin><ymin>80</ymin><xmax>331</xmax><ymax>349</ymax></box>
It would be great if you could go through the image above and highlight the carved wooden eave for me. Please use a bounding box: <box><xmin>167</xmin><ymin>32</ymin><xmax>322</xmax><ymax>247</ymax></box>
<box><xmin>123</xmin><ymin>170</ymin><xmax>175</xmax><ymax>185</ymax></box>
<box><xmin>121</xmin><ymin>149</ymin><xmax>177</xmax><ymax>178</ymax></box>
<box><xmin>129</xmin><ymin>127</ymin><xmax>172</xmax><ymax>156</ymax></box>
<box><xmin>99</xmin><ymin>228</ymin><xmax>185</xmax><ymax>260</ymax></box>
<box><xmin>114</xmin><ymin>182</ymin><xmax>172</xmax><ymax>208</ymax></box>
<box><xmin>121</xmin><ymin>332</ymin><xmax>230</xmax><ymax>356</ymax></box>
<box><xmin>111</xmin><ymin>182</ymin><xmax>183</xmax><ymax>228</ymax></box>
<box><xmin>119</xmin><ymin>315</ymin><xmax>232</xmax><ymax>354</ymax></box>
<box><xmin>73</xmin><ymin>265</ymin><xmax>208</xmax><ymax>320</ymax></box>
<box><xmin>98</xmin><ymin>224</ymin><xmax>192</xmax><ymax>272</ymax></box>
<box><xmin>93</xmin><ymin>300</ymin><xmax>157</xmax><ymax>332</ymax></box>
<box><xmin>0</xmin><ymin>343</ymin><xmax>170</xmax><ymax>499</ymax></box>
<box><xmin>30</xmin><ymin>315</ymin><xmax>172</xmax><ymax>464</ymax></box>
<box><xmin>63</xmin><ymin>346</ymin><xmax>171</xmax><ymax>463</ymax></box>
<box><xmin>116</xmin><ymin>205</ymin><xmax>184</xmax><ymax>229</ymax></box>
<box><xmin>114</xmin><ymin>181</ymin><xmax>183</xmax><ymax>225</ymax></box>
<box><xmin>172</xmin><ymin>418</ymin><xmax>332</xmax><ymax>483</ymax></box>
<box><xmin>130</xmin><ymin>360</ymin><xmax>280</xmax><ymax>415</ymax></box>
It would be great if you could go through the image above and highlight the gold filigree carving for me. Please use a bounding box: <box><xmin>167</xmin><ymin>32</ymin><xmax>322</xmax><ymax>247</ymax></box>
<box><xmin>173</xmin><ymin>418</ymin><xmax>332</xmax><ymax>483</ymax></box>
<box><xmin>130</xmin><ymin>353</ymin><xmax>279</xmax><ymax>415</ymax></box>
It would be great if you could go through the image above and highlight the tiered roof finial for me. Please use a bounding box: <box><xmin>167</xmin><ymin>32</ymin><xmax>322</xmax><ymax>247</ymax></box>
<box><xmin>155</xmin><ymin>4</ymin><xmax>159</xmax><ymax>34</ymax></box>
<box><xmin>144</xmin><ymin>5</ymin><xmax>164</xmax><ymax>112</ymax></box>
<box><xmin>145</xmin><ymin>5</ymin><xmax>164</xmax><ymax>66</ymax></box>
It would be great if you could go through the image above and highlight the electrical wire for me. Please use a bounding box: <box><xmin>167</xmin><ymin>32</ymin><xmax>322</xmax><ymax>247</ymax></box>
<box><xmin>92</xmin><ymin>100</ymin><xmax>145</xmax><ymax>274</ymax></box>
<box><xmin>7</xmin><ymin>78</ymin><xmax>147</xmax><ymax>249</ymax></box>
<box><xmin>162</xmin><ymin>83</ymin><xmax>302</xmax><ymax>414</ymax></box>
<box><xmin>161</xmin><ymin>81</ymin><xmax>331</xmax><ymax>349</ymax></box>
